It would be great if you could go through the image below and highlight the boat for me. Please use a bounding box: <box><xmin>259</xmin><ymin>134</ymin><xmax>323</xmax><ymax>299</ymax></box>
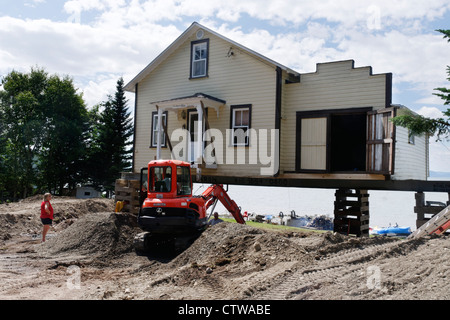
<box><xmin>370</xmin><ymin>224</ymin><xmax>411</xmax><ymax>236</ymax></box>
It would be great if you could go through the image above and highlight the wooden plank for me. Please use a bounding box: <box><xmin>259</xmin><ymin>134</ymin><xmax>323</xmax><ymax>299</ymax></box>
<box><xmin>414</xmin><ymin>206</ymin><xmax>446</xmax><ymax>215</ymax></box>
<box><xmin>197</xmin><ymin>174</ymin><xmax>450</xmax><ymax>192</ymax></box>
<box><xmin>335</xmin><ymin>207</ymin><xmax>369</xmax><ymax>212</ymax></box>
<box><xmin>334</xmin><ymin>211</ymin><xmax>369</xmax><ymax>219</ymax></box>
<box><xmin>115</xmin><ymin>188</ymin><xmax>139</xmax><ymax>195</ymax></box>
<box><xmin>281</xmin><ymin>173</ymin><xmax>385</xmax><ymax>180</ymax></box>
<box><xmin>115</xmin><ymin>179</ymin><xmax>129</xmax><ymax>187</ymax></box>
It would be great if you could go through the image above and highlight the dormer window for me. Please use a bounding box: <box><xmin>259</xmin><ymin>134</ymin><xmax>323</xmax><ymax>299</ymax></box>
<box><xmin>190</xmin><ymin>39</ymin><xmax>209</xmax><ymax>78</ymax></box>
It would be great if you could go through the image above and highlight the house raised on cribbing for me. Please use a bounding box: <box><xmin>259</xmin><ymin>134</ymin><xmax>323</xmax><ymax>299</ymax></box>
<box><xmin>124</xmin><ymin>22</ymin><xmax>429</xmax><ymax>183</ymax></box>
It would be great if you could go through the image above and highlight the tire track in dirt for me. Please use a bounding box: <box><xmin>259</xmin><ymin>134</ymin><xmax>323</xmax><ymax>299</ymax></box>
<box><xmin>230</xmin><ymin>261</ymin><xmax>298</xmax><ymax>298</ymax></box>
<box><xmin>251</xmin><ymin>238</ymin><xmax>423</xmax><ymax>300</ymax></box>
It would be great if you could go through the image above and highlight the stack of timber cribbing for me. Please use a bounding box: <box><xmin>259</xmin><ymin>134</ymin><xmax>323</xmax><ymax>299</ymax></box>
<box><xmin>414</xmin><ymin>192</ymin><xmax>450</xmax><ymax>229</ymax></box>
<box><xmin>115</xmin><ymin>179</ymin><xmax>140</xmax><ymax>214</ymax></box>
<box><xmin>334</xmin><ymin>189</ymin><xmax>370</xmax><ymax>237</ymax></box>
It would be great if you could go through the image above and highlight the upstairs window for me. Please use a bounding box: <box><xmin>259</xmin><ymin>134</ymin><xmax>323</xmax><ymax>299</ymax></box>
<box><xmin>230</xmin><ymin>105</ymin><xmax>251</xmax><ymax>146</ymax></box>
<box><xmin>190</xmin><ymin>39</ymin><xmax>209</xmax><ymax>78</ymax></box>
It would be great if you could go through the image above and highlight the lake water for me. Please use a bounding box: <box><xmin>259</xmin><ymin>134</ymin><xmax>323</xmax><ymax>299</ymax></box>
<box><xmin>193</xmin><ymin>179</ymin><xmax>450</xmax><ymax>231</ymax></box>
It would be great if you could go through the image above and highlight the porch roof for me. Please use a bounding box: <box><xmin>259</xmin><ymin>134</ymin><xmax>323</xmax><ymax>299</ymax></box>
<box><xmin>150</xmin><ymin>92</ymin><xmax>226</xmax><ymax>115</ymax></box>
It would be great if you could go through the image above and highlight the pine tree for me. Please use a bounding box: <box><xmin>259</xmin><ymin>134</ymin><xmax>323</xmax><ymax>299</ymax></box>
<box><xmin>111</xmin><ymin>77</ymin><xmax>133</xmax><ymax>173</ymax></box>
<box><xmin>90</xmin><ymin>77</ymin><xmax>133</xmax><ymax>196</ymax></box>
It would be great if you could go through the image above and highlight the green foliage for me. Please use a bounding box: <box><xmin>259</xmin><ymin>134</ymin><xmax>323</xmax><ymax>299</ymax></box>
<box><xmin>38</xmin><ymin>74</ymin><xmax>89</xmax><ymax>195</ymax></box>
<box><xmin>86</xmin><ymin>77</ymin><xmax>133</xmax><ymax>194</ymax></box>
<box><xmin>0</xmin><ymin>68</ymin><xmax>133</xmax><ymax>201</ymax></box>
<box><xmin>0</xmin><ymin>67</ymin><xmax>50</xmax><ymax>199</ymax></box>
<box><xmin>391</xmin><ymin>111</ymin><xmax>450</xmax><ymax>140</ymax></box>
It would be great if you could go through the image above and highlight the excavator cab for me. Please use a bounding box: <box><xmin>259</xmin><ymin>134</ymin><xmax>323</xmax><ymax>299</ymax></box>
<box><xmin>143</xmin><ymin>160</ymin><xmax>192</xmax><ymax>198</ymax></box>
<box><xmin>134</xmin><ymin>159</ymin><xmax>244</xmax><ymax>253</ymax></box>
<box><xmin>137</xmin><ymin>160</ymin><xmax>202</xmax><ymax>235</ymax></box>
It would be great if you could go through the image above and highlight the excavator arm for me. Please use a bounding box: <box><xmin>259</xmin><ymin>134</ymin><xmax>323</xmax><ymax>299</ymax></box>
<box><xmin>202</xmin><ymin>184</ymin><xmax>246</xmax><ymax>224</ymax></box>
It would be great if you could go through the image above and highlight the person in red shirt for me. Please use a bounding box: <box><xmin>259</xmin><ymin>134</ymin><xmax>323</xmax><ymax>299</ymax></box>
<box><xmin>40</xmin><ymin>193</ymin><xmax>54</xmax><ymax>242</ymax></box>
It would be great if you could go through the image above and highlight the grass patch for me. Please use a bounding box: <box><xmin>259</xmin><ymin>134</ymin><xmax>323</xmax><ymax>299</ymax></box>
<box><xmin>221</xmin><ymin>217</ymin><xmax>327</xmax><ymax>234</ymax></box>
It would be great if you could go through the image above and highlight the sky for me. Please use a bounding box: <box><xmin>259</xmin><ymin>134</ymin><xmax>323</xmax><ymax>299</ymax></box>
<box><xmin>0</xmin><ymin>0</ymin><xmax>449</xmax><ymax>173</ymax></box>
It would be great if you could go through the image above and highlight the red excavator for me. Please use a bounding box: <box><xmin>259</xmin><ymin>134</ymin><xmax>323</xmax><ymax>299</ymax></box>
<box><xmin>133</xmin><ymin>159</ymin><xmax>245</xmax><ymax>252</ymax></box>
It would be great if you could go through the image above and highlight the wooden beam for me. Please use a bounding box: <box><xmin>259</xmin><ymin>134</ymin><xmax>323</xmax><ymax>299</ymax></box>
<box><xmin>196</xmin><ymin>174</ymin><xmax>450</xmax><ymax>192</ymax></box>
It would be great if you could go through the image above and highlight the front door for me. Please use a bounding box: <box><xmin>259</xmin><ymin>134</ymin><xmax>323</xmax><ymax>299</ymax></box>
<box><xmin>188</xmin><ymin>111</ymin><xmax>199</xmax><ymax>163</ymax></box>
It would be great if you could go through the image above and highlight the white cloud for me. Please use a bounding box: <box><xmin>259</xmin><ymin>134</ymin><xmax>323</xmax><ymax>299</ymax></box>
<box><xmin>429</xmin><ymin>140</ymin><xmax>450</xmax><ymax>173</ymax></box>
<box><xmin>63</xmin><ymin>0</ymin><xmax>107</xmax><ymax>14</ymax></box>
<box><xmin>1</xmin><ymin>0</ymin><xmax>449</xmax><ymax>172</ymax></box>
<box><xmin>24</xmin><ymin>0</ymin><xmax>46</xmax><ymax>8</ymax></box>
<box><xmin>1</xmin><ymin>0</ymin><xmax>449</xmax><ymax>112</ymax></box>
<box><xmin>416</xmin><ymin>106</ymin><xmax>446</xmax><ymax>119</ymax></box>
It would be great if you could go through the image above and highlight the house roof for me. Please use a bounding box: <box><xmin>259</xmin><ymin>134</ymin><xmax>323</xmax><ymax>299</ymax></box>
<box><xmin>124</xmin><ymin>22</ymin><xmax>299</xmax><ymax>92</ymax></box>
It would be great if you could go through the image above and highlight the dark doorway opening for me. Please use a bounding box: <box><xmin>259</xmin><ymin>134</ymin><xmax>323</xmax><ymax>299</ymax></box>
<box><xmin>330</xmin><ymin>113</ymin><xmax>367</xmax><ymax>172</ymax></box>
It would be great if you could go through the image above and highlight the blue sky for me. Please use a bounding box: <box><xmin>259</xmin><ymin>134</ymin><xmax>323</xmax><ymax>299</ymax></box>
<box><xmin>1</xmin><ymin>0</ymin><xmax>449</xmax><ymax>172</ymax></box>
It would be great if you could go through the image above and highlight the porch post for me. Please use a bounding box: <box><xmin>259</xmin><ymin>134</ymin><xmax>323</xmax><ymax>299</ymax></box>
<box><xmin>195</xmin><ymin>103</ymin><xmax>203</xmax><ymax>164</ymax></box>
<box><xmin>156</xmin><ymin>105</ymin><xmax>162</xmax><ymax>160</ymax></box>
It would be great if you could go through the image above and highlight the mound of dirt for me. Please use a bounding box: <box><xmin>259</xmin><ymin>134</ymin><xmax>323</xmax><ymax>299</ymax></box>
<box><xmin>37</xmin><ymin>212</ymin><xmax>139</xmax><ymax>261</ymax></box>
<box><xmin>0</xmin><ymin>196</ymin><xmax>115</xmax><ymax>245</ymax></box>
<box><xmin>3</xmin><ymin>195</ymin><xmax>450</xmax><ymax>301</ymax></box>
<box><xmin>170</xmin><ymin>222</ymin><xmax>313</xmax><ymax>272</ymax></box>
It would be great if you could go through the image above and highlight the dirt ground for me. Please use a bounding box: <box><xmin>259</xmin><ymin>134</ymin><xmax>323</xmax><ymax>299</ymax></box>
<box><xmin>1</xmin><ymin>196</ymin><xmax>450</xmax><ymax>301</ymax></box>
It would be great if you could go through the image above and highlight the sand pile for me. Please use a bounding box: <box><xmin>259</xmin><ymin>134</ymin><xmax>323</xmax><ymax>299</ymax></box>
<box><xmin>0</xmin><ymin>197</ymin><xmax>115</xmax><ymax>242</ymax></box>
<box><xmin>37</xmin><ymin>212</ymin><xmax>139</xmax><ymax>260</ymax></box>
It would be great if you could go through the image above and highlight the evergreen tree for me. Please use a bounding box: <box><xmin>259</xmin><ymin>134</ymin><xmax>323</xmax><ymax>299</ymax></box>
<box><xmin>110</xmin><ymin>77</ymin><xmax>133</xmax><ymax>173</ymax></box>
<box><xmin>88</xmin><ymin>77</ymin><xmax>133</xmax><ymax>196</ymax></box>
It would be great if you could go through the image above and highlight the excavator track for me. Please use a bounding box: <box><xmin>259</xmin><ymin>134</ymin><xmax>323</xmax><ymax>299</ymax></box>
<box><xmin>134</xmin><ymin>231</ymin><xmax>202</xmax><ymax>254</ymax></box>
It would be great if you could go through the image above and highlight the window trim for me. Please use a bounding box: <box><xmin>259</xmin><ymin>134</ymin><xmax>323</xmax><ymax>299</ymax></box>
<box><xmin>190</xmin><ymin>39</ymin><xmax>209</xmax><ymax>79</ymax></box>
<box><xmin>408</xmin><ymin>129</ymin><xmax>415</xmax><ymax>145</ymax></box>
<box><xmin>150</xmin><ymin>111</ymin><xmax>168</xmax><ymax>148</ymax></box>
<box><xmin>230</xmin><ymin>104</ymin><xmax>252</xmax><ymax>147</ymax></box>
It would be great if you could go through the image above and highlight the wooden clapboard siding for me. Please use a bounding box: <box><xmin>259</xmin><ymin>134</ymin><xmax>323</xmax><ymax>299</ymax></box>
<box><xmin>392</xmin><ymin>126</ymin><xmax>428</xmax><ymax>180</ymax></box>
<box><xmin>133</xmin><ymin>28</ymin><xmax>278</xmax><ymax>176</ymax></box>
<box><xmin>280</xmin><ymin>60</ymin><xmax>390</xmax><ymax>173</ymax></box>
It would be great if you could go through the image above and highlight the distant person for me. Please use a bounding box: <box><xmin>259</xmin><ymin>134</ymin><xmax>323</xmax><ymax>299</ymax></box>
<box><xmin>162</xmin><ymin>173</ymin><xmax>171</xmax><ymax>191</ymax></box>
<box><xmin>208</xmin><ymin>212</ymin><xmax>223</xmax><ymax>226</ymax></box>
<box><xmin>40</xmin><ymin>193</ymin><xmax>54</xmax><ymax>242</ymax></box>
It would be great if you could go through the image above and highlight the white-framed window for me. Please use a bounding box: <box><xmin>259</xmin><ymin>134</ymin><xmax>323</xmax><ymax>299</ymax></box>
<box><xmin>151</xmin><ymin>111</ymin><xmax>167</xmax><ymax>147</ymax></box>
<box><xmin>230</xmin><ymin>105</ymin><xmax>251</xmax><ymax>146</ymax></box>
<box><xmin>190</xmin><ymin>40</ymin><xmax>209</xmax><ymax>78</ymax></box>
